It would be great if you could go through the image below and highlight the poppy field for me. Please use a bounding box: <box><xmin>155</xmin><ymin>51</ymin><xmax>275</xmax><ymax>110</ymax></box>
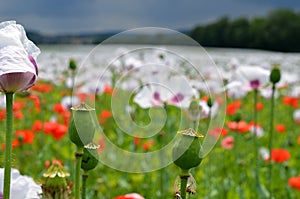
<box><xmin>1</xmin><ymin>52</ymin><xmax>300</xmax><ymax>199</ymax></box>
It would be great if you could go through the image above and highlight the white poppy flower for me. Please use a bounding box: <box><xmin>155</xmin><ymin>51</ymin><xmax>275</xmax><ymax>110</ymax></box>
<box><xmin>0</xmin><ymin>21</ymin><xmax>40</xmax><ymax>93</ymax></box>
<box><xmin>0</xmin><ymin>168</ymin><xmax>42</xmax><ymax>199</ymax></box>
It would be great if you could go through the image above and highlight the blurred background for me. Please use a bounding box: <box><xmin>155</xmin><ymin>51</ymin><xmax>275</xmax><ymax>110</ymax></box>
<box><xmin>1</xmin><ymin>0</ymin><xmax>300</xmax><ymax>51</ymax></box>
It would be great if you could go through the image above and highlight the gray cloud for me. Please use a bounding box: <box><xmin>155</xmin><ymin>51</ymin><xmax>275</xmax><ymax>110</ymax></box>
<box><xmin>1</xmin><ymin>0</ymin><xmax>299</xmax><ymax>34</ymax></box>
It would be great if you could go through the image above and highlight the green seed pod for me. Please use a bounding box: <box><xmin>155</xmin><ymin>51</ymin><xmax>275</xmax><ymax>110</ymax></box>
<box><xmin>69</xmin><ymin>58</ymin><xmax>77</xmax><ymax>71</ymax></box>
<box><xmin>81</xmin><ymin>143</ymin><xmax>99</xmax><ymax>171</ymax></box>
<box><xmin>68</xmin><ymin>103</ymin><xmax>96</xmax><ymax>147</ymax></box>
<box><xmin>172</xmin><ymin>128</ymin><xmax>204</xmax><ymax>170</ymax></box>
<box><xmin>42</xmin><ymin>162</ymin><xmax>70</xmax><ymax>199</ymax></box>
<box><xmin>270</xmin><ymin>66</ymin><xmax>281</xmax><ymax>84</ymax></box>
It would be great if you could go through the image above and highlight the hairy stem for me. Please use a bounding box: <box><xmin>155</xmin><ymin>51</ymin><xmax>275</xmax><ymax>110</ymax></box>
<box><xmin>3</xmin><ymin>93</ymin><xmax>14</xmax><ymax>199</ymax></box>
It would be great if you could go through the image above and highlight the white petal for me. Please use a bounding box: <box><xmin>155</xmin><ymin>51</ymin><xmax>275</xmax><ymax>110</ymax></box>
<box><xmin>0</xmin><ymin>21</ymin><xmax>40</xmax><ymax>58</ymax></box>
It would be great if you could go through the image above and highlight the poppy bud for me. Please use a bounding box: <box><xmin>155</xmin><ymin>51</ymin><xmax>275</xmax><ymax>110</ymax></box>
<box><xmin>270</xmin><ymin>66</ymin><xmax>281</xmax><ymax>84</ymax></box>
<box><xmin>69</xmin><ymin>58</ymin><xmax>77</xmax><ymax>71</ymax></box>
<box><xmin>207</xmin><ymin>97</ymin><xmax>213</xmax><ymax>108</ymax></box>
<box><xmin>172</xmin><ymin>128</ymin><xmax>204</xmax><ymax>170</ymax></box>
<box><xmin>68</xmin><ymin>103</ymin><xmax>96</xmax><ymax>147</ymax></box>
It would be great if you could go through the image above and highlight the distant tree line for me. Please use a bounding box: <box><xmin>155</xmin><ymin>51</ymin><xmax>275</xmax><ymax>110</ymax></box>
<box><xmin>189</xmin><ymin>9</ymin><xmax>300</xmax><ymax>52</ymax></box>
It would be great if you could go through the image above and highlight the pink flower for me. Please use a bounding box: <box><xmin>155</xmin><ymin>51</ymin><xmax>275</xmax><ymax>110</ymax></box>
<box><xmin>0</xmin><ymin>21</ymin><xmax>40</xmax><ymax>93</ymax></box>
<box><xmin>221</xmin><ymin>136</ymin><xmax>234</xmax><ymax>150</ymax></box>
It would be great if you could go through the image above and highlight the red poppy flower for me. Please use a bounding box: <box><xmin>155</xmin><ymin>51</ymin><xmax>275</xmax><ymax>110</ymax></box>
<box><xmin>226</xmin><ymin>100</ymin><xmax>242</xmax><ymax>115</ymax></box>
<box><xmin>113</xmin><ymin>193</ymin><xmax>144</xmax><ymax>199</ymax></box>
<box><xmin>43</xmin><ymin>121</ymin><xmax>67</xmax><ymax>140</ymax></box>
<box><xmin>256</xmin><ymin>102</ymin><xmax>264</xmax><ymax>111</ymax></box>
<box><xmin>0</xmin><ymin>109</ymin><xmax>6</xmax><ymax>121</ymax></box>
<box><xmin>227</xmin><ymin>121</ymin><xmax>250</xmax><ymax>133</ymax></box>
<box><xmin>209</xmin><ymin>127</ymin><xmax>228</xmax><ymax>138</ymax></box>
<box><xmin>13</xmin><ymin>101</ymin><xmax>25</xmax><ymax>111</ymax></box>
<box><xmin>12</xmin><ymin>140</ymin><xmax>20</xmax><ymax>149</ymax></box>
<box><xmin>101</xmin><ymin>110</ymin><xmax>112</xmax><ymax>119</ymax></box>
<box><xmin>104</xmin><ymin>84</ymin><xmax>113</xmax><ymax>95</ymax></box>
<box><xmin>271</xmin><ymin>148</ymin><xmax>290</xmax><ymax>163</ymax></box>
<box><xmin>289</xmin><ymin>176</ymin><xmax>300</xmax><ymax>190</ymax></box>
<box><xmin>98</xmin><ymin>136</ymin><xmax>106</xmax><ymax>153</ymax></box>
<box><xmin>14</xmin><ymin>111</ymin><xmax>24</xmax><ymax>120</ymax></box>
<box><xmin>28</xmin><ymin>94</ymin><xmax>41</xmax><ymax>113</ymax></box>
<box><xmin>30</xmin><ymin>83</ymin><xmax>52</xmax><ymax>93</ymax></box>
<box><xmin>99</xmin><ymin>110</ymin><xmax>112</xmax><ymax>124</ymax></box>
<box><xmin>2</xmin><ymin>140</ymin><xmax>20</xmax><ymax>150</ymax></box>
<box><xmin>134</xmin><ymin>137</ymin><xmax>140</xmax><ymax>147</ymax></box>
<box><xmin>275</xmin><ymin>124</ymin><xmax>286</xmax><ymax>133</ymax></box>
<box><xmin>52</xmin><ymin>124</ymin><xmax>68</xmax><ymax>140</ymax></box>
<box><xmin>283</xmin><ymin>96</ymin><xmax>298</xmax><ymax>108</ymax></box>
<box><xmin>45</xmin><ymin>159</ymin><xmax>63</xmax><ymax>168</ymax></box>
<box><xmin>32</xmin><ymin>120</ymin><xmax>43</xmax><ymax>132</ymax></box>
<box><xmin>221</xmin><ymin>136</ymin><xmax>234</xmax><ymax>150</ymax></box>
<box><xmin>62</xmin><ymin>111</ymin><xmax>71</xmax><ymax>126</ymax></box>
<box><xmin>76</xmin><ymin>92</ymin><xmax>88</xmax><ymax>102</ymax></box>
<box><xmin>143</xmin><ymin>140</ymin><xmax>154</xmax><ymax>151</ymax></box>
<box><xmin>249</xmin><ymin>121</ymin><xmax>261</xmax><ymax>127</ymax></box>
<box><xmin>44</xmin><ymin>121</ymin><xmax>59</xmax><ymax>134</ymax></box>
<box><xmin>201</xmin><ymin>96</ymin><xmax>209</xmax><ymax>102</ymax></box>
<box><xmin>53</xmin><ymin>103</ymin><xmax>66</xmax><ymax>114</ymax></box>
<box><xmin>15</xmin><ymin>130</ymin><xmax>34</xmax><ymax>144</ymax></box>
<box><xmin>143</xmin><ymin>142</ymin><xmax>150</xmax><ymax>151</ymax></box>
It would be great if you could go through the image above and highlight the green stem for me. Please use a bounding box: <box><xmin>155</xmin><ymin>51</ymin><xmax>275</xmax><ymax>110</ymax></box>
<box><xmin>160</xmin><ymin>136</ymin><xmax>165</xmax><ymax>198</ymax></box>
<box><xmin>82</xmin><ymin>172</ymin><xmax>88</xmax><ymax>199</ymax></box>
<box><xmin>75</xmin><ymin>147</ymin><xmax>83</xmax><ymax>199</ymax></box>
<box><xmin>180</xmin><ymin>171</ymin><xmax>190</xmax><ymax>199</ymax></box>
<box><xmin>160</xmin><ymin>104</ymin><xmax>167</xmax><ymax>198</ymax></box>
<box><xmin>71</xmin><ymin>70</ymin><xmax>76</xmax><ymax>106</ymax></box>
<box><xmin>3</xmin><ymin>93</ymin><xmax>14</xmax><ymax>199</ymax></box>
<box><xmin>253</xmin><ymin>89</ymin><xmax>260</xmax><ymax>196</ymax></box>
<box><xmin>268</xmin><ymin>84</ymin><xmax>276</xmax><ymax>197</ymax></box>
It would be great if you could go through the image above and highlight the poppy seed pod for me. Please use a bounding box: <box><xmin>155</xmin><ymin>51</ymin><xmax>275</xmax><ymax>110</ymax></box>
<box><xmin>42</xmin><ymin>162</ymin><xmax>71</xmax><ymax>199</ymax></box>
<box><xmin>68</xmin><ymin>103</ymin><xmax>96</xmax><ymax>147</ymax></box>
<box><xmin>81</xmin><ymin>143</ymin><xmax>99</xmax><ymax>171</ymax></box>
<box><xmin>270</xmin><ymin>66</ymin><xmax>281</xmax><ymax>84</ymax></box>
<box><xmin>172</xmin><ymin>128</ymin><xmax>204</xmax><ymax>170</ymax></box>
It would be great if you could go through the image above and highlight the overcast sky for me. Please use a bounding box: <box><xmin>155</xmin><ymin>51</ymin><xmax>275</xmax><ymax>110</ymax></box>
<box><xmin>1</xmin><ymin>0</ymin><xmax>300</xmax><ymax>35</ymax></box>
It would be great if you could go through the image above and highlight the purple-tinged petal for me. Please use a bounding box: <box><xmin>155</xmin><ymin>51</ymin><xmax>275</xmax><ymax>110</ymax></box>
<box><xmin>28</xmin><ymin>55</ymin><xmax>38</xmax><ymax>76</ymax></box>
<box><xmin>0</xmin><ymin>72</ymin><xmax>35</xmax><ymax>93</ymax></box>
<box><xmin>250</xmin><ymin>79</ymin><xmax>260</xmax><ymax>90</ymax></box>
<box><xmin>153</xmin><ymin>91</ymin><xmax>161</xmax><ymax>101</ymax></box>
<box><xmin>170</xmin><ymin>93</ymin><xmax>184</xmax><ymax>103</ymax></box>
<box><xmin>0</xmin><ymin>46</ymin><xmax>38</xmax><ymax>93</ymax></box>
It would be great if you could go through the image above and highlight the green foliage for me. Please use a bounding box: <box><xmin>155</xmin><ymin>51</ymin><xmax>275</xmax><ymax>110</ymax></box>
<box><xmin>190</xmin><ymin>9</ymin><xmax>300</xmax><ymax>52</ymax></box>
